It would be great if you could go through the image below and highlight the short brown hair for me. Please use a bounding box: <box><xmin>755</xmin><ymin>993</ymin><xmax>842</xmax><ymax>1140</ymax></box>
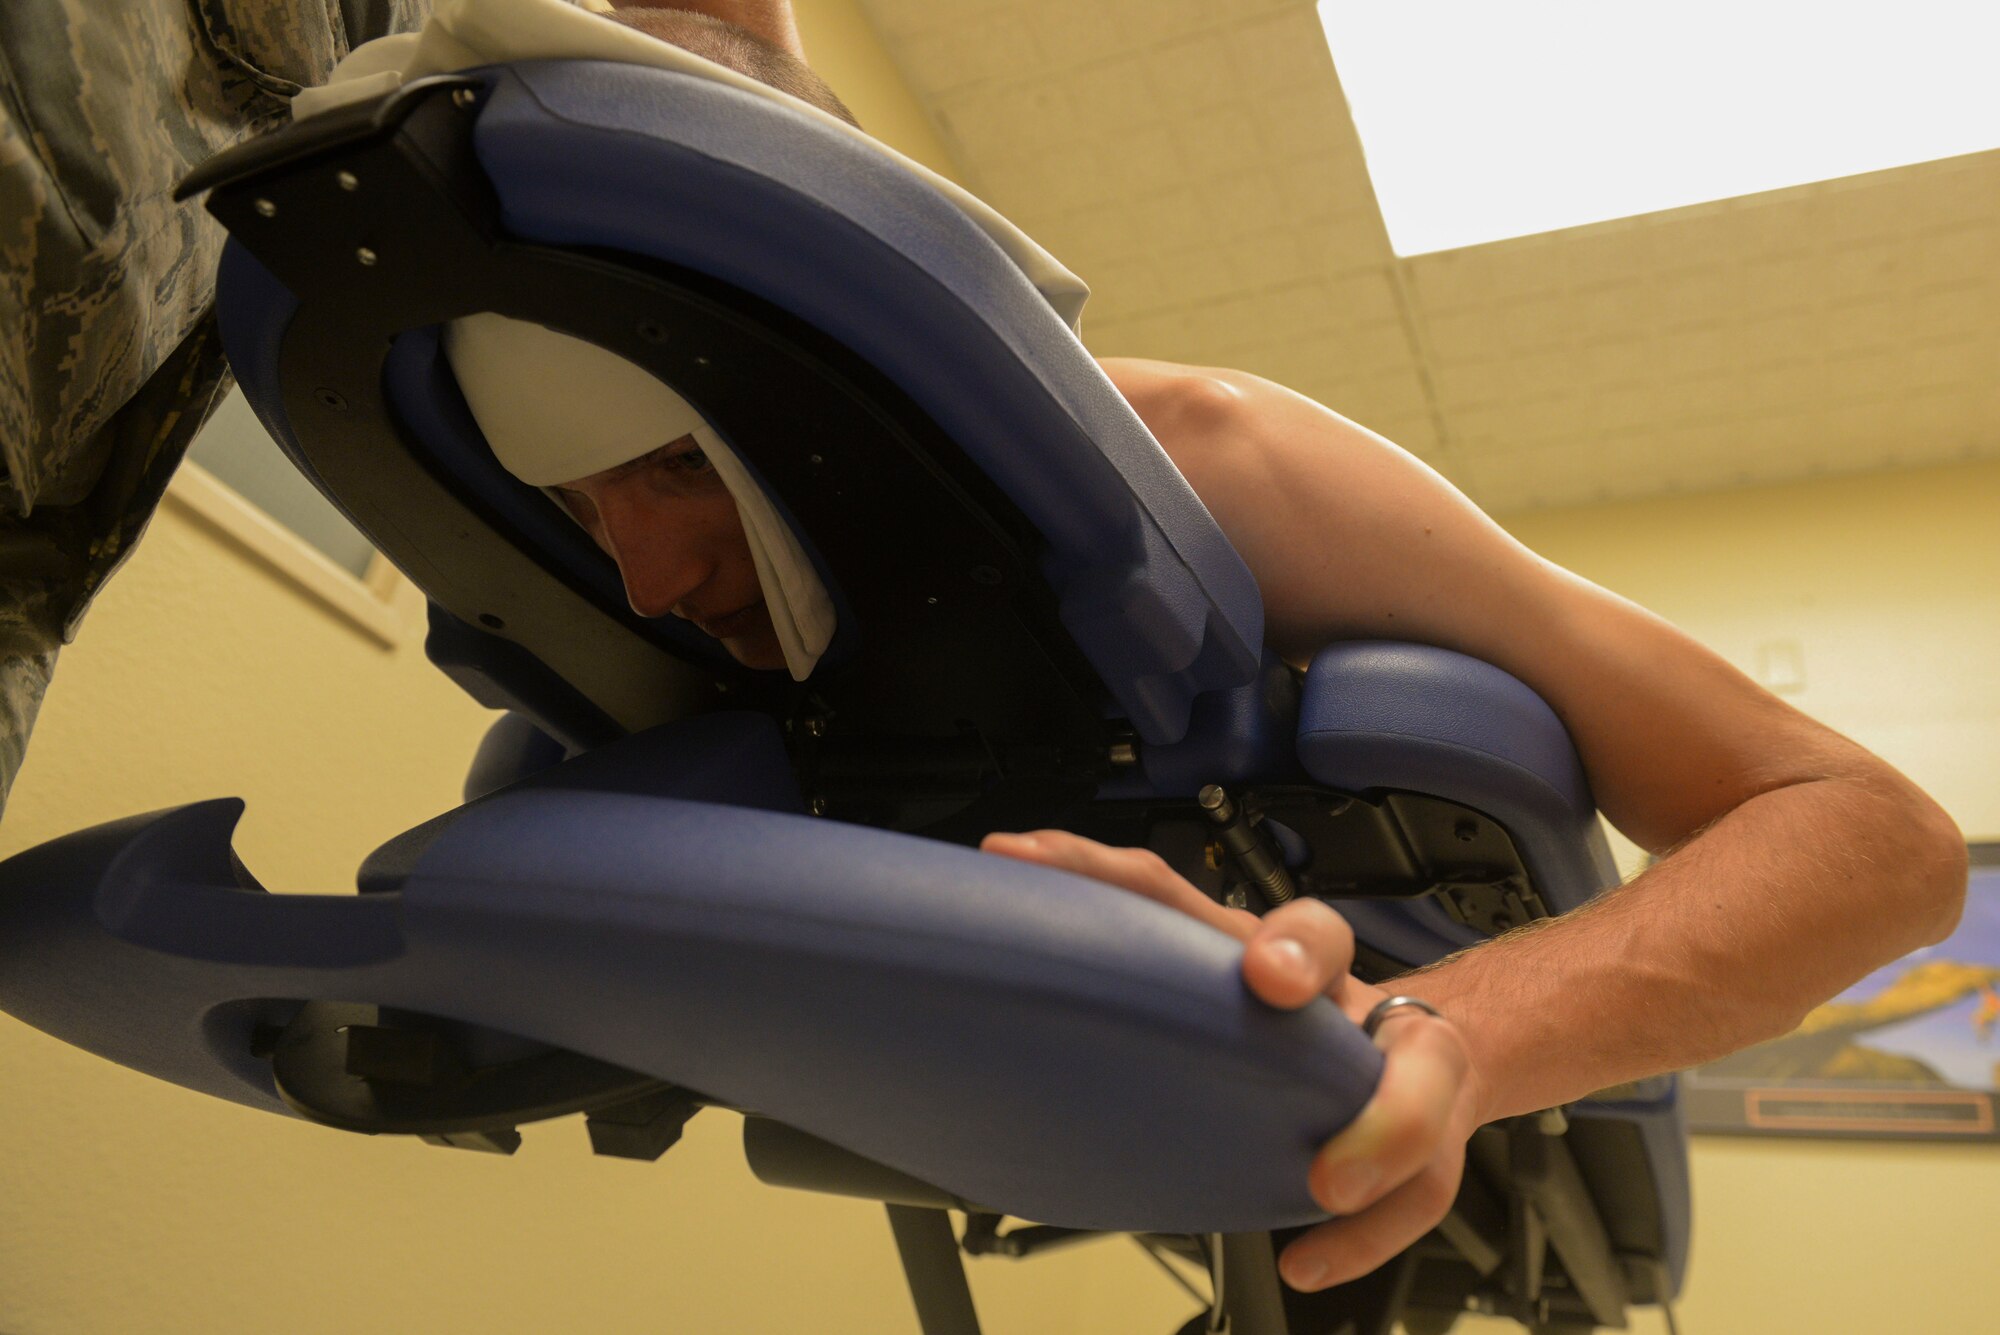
<box><xmin>605</xmin><ymin>8</ymin><xmax>862</xmax><ymax>128</ymax></box>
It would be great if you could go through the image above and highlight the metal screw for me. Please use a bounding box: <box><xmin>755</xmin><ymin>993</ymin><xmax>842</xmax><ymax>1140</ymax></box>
<box><xmin>356</xmin><ymin>246</ymin><xmax>378</xmax><ymax>266</ymax></box>
<box><xmin>803</xmin><ymin>717</ymin><xmax>826</xmax><ymax>738</ymax></box>
<box><xmin>1108</xmin><ymin>742</ymin><xmax>1138</xmax><ymax>766</ymax></box>
<box><xmin>808</xmin><ymin>453</ymin><xmax>823</xmax><ymax>466</ymax></box>
<box><xmin>808</xmin><ymin>796</ymin><xmax>828</xmax><ymax>816</ymax></box>
<box><xmin>336</xmin><ymin>170</ymin><xmax>359</xmax><ymax>192</ymax></box>
<box><xmin>314</xmin><ymin>388</ymin><xmax>347</xmax><ymax>410</ymax></box>
<box><xmin>693</xmin><ymin>355</ymin><xmax>712</xmax><ymax>368</ymax></box>
<box><xmin>925</xmin><ymin>596</ymin><xmax>938</xmax><ymax>606</ymax></box>
<box><xmin>452</xmin><ymin>87</ymin><xmax>478</xmax><ymax>109</ymax></box>
<box><xmin>253</xmin><ymin>197</ymin><xmax>278</xmax><ymax>217</ymax></box>
<box><xmin>1454</xmin><ymin>818</ymin><xmax>1478</xmax><ymax>842</ymax></box>
<box><xmin>1224</xmin><ymin>887</ymin><xmax>1249</xmax><ymax>910</ymax></box>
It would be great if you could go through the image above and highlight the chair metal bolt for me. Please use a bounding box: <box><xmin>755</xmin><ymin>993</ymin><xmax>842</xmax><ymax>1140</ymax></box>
<box><xmin>1108</xmin><ymin>742</ymin><xmax>1138</xmax><ymax>765</ymax></box>
<box><xmin>356</xmin><ymin>246</ymin><xmax>378</xmax><ymax>266</ymax></box>
<box><xmin>452</xmin><ymin>87</ymin><xmax>478</xmax><ymax>109</ymax></box>
<box><xmin>1200</xmin><ymin>784</ymin><xmax>1297</xmax><ymax>906</ymax></box>
<box><xmin>803</xmin><ymin>717</ymin><xmax>826</xmax><ymax>738</ymax></box>
<box><xmin>336</xmin><ymin>170</ymin><xmax>359</xmax><ymax>191</ymax></box>
<box><xmin>253</xmin><ymin>197</ymin><xmax>277</xmax><ymax>217</ymax></box>
<box><xmin>808</xmin><ymin>796</ymin><xmax>828</xmax><ymax>816</ymax></box>
<box><xmin>315</xmin><ymin>388</ymin><xmax>347</xmax><ymax>410</ymax></box>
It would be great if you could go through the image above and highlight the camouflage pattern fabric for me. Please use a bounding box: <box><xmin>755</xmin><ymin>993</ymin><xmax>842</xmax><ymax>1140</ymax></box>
<box><xmin>0</xmin><ymin>0</ymin><xmax>429</xmax><ymax>812</ymax></box>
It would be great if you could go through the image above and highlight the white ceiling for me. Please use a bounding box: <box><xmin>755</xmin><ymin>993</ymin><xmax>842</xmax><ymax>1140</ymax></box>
<box><xmin>855</xmin><ymin>0</ymin><xmax>2000</xmax><ymax>513</ymax></box>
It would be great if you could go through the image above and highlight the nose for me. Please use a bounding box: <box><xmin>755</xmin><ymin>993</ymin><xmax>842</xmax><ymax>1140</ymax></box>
<box><xmin>591</xmin><ymin>484</ymin><xmax>715</xmax><ymax>619</ymax></box>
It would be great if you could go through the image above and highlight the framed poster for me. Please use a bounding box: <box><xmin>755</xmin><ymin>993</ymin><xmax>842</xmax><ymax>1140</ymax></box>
<box><xmin>1686</xmin><ymin>842</ymin><xmax>2000</xmax><ymax>1140</ymax></box>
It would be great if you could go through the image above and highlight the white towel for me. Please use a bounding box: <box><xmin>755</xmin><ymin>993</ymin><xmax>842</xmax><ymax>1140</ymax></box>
<box><xmin>443</xmin><ymin>313</ymin><xmax>837</xmax><ymax>680</ymax></box>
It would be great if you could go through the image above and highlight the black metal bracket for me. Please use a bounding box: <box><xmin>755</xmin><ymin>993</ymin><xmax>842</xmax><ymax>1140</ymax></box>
<box><xmin>267</xmin><ymin>1000</ymin><xmax>699</xmax><ymax>1155</ymax></box>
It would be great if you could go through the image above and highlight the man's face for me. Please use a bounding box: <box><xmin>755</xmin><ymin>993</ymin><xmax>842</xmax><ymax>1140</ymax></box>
<box><xmin>551</xmin><ymin>435</ymin><xmax>785</xmax><ymax>670</ymax></box>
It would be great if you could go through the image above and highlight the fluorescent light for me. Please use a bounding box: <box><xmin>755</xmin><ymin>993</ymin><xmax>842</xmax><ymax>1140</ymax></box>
<box><xmin>1316</xmin><ymin>1</ymin><xmax>2000</xmax><ymax>255</ymax></box>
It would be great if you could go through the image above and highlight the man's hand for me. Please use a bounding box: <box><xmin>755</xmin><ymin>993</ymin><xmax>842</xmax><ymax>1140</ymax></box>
<box><xmin>979</xmin><ymin>829</ymin><xmax>1491</xmax><ymax>1291</ymax></box>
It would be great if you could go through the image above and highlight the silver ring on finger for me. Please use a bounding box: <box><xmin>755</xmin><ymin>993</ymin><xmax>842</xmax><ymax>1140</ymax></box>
<box><xmin>1362</xmin><ymin>994</ymin><xmax>1442</xmax><ymax>1038</ymax></box>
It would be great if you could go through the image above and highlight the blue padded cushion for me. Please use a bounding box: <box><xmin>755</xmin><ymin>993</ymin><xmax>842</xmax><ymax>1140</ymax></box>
<box><xmin>1298</xmin><ymin>643</ymin><xmax>1619</xmax><ymax>963</ymax></box>
<box><xmin>0</xmin><ymin>720</ymin><xmax>1381</xmax><ymax>1234</ymax></box>
<box><xmin>464</xmin><ymin>712</ymin><xmax>569</xmax><ymax>800</ymax></box>
<box><xmin>1099</xmin><ymin>655</ymin><xmax>1304</xmax><ymax>800</ymax></box>
<box><xmin>1572</xmin><ymin>1086</ymin><xmax>1691</xmax><ymax>1296</ymax></box>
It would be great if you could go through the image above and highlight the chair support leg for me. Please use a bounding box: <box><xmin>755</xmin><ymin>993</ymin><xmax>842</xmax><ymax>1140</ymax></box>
<box><xmin>1219</xmin><ymin>1233</ymin><xmax>1291</xmax><ymax>1335</ymax></box>
<box><xmin>1510</xmin><ymin>1119</ymin><xmax>1630</xmax><ymax>1328</ymax></box>
<box><xmin>886</xmin><ymin>1204</ymin><xmax>983</xmax><ymax>1335</ymax></box>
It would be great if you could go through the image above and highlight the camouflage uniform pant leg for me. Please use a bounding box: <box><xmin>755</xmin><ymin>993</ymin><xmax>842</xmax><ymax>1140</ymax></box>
<box><xmin>0</xmin><ymin>0</ymin><xmax>429</xmax><ymax>815</ymax></box>
<box><xmin>0</xmin><ymin>588</ymin><xmax>59</xmax><ymax>802</ymax></box>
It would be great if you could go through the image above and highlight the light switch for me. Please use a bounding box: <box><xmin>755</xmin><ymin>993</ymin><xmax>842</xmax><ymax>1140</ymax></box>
<box><xmin>1755</xmin><ymin>638</ymin><xmax>1806</xmax><ymax>694</ymax></box>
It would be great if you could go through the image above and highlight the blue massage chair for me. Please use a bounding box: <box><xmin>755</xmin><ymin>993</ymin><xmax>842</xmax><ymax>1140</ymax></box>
<box><xmin>0</xmin><ymin>61</ymin><xmax>1687</xmax><ymax>1335</ymax></box>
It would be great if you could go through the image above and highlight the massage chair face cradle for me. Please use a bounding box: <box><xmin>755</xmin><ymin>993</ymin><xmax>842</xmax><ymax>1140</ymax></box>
<box><xmin>0</xmin><ymin>65</ymin><xmax>1689</xmax><ymax>1335</ymax></box>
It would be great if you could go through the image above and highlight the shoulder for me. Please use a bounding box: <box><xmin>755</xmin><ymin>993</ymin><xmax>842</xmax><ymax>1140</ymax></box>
<box><xmin>1096</xmin><ymin>356</ymin><xmax>1365</xmax><ymax>517</ymax></box>
<box><xmin>1092</xmin><ymin>356</ymin><xmax>1893</xmax><ymax>855</ymax></box>
<box><xmin>1096</xmin><ymin>356</ymin><xmax>1395</xmax><ymax>494</ymax></box>
<box><xmin>1098</xmin><ymin>357</ymin><xmax>1250</xmax><ymax>431</ymax></box>
<box><xmin>1094</xmin><ymin>355</ymin><xmax>1508</xmax><ymax>659</ymax></box>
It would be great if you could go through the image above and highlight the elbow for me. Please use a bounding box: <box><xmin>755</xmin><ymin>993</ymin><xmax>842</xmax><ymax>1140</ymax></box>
<box><xmin>1914</xmin><ymin>797</ymin><xmax>1970</xmax><ymax>947</ymax></box>
<box><xmin>1877</xmin><ymin>775</ymin><xmax>1968</xmax><ymax>948</ymax></box>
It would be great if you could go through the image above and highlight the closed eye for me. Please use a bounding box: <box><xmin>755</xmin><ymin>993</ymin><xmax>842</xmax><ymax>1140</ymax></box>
<box><xmin>643</xmin><ymin>435</ymin><xmax>712</xmax><ymax>476</ymax></box>
<box><xmin>633</xmin><ymin>435</ymin><xmax>724</xmax><ymax>495</ymax></box>
<box><xmin>546</xmin><ymin>433</ymin><xmax>719</xmax><ymax>531</ymax></box>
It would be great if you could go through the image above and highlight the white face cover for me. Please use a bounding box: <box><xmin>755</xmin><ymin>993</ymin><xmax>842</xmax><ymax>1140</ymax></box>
<box><xmin>441</xmin><ymin>312</ymin><xmax>836</xmax><ymax>680</ymax></box>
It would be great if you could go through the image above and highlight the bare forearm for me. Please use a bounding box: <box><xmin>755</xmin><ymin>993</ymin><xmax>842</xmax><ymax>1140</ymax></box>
<box><xmin>1408</xmin><ymin>775</ymin><xmax>1966</xmax><ymax>1122</ymax></box>
<box><xmin>1106</xmin><ymin>360</ymin><xmax>1970</xmax><ymax>1118</ymax></box>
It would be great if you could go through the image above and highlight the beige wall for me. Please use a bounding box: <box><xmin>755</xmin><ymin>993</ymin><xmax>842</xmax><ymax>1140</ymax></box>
<box><xmin>1507</xmin><ymin>462</ymin><xmax>1999</xmax><ymax>840</ymax></box>
<box><xmin>795</xmin><ymin>0</ymin><xmax>960</xmax><ymax>180</ymax></box>
<box><xmin>1453</xmin><ymin>460</ymin><xmax>2000</xmax><ymax>1335</ymax></box>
